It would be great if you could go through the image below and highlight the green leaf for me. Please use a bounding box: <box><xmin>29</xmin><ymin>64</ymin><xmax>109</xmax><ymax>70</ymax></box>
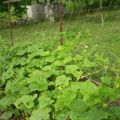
<box><xmin>83</xmin><ymin>94</ymin><xmax>101</xmax><ymax>106</ymax></box>
<box><xmin>110</xmin><ymin>106</ymin><xmax>120</xmax><ymax>119</ymax></box>
<box><xmin>73</xmin><ymin>71</ymin><xmax>83</xmax><ymax>81</ymax></box>
<box><xmin>5</xmin><ymin>80</ymin><xmax>22</xmax><ymax>94</ymax></box>
<box><xmin>63</xmin><ymin>56</ymin><xmax>72</xmax><ymax>64</ymax></box>
<box><xmin>69</xmin><ymin>111</ymin><xmax>79</xmax><ymax>120</ymax></box>
<box><xmin>27</xmin><ymin>59</ymin><xmax>40</xmax><ymax>68</ymax></box>
<box><xmin>80</xmin><ymin>80</ymin><xmax>98</xmax><ymax>96</ymax></box>
<box><xmin>55</xmin><ymin>89</ymin><xmax>77</xmax><ymax>110</ymax></box>
<box><xmin>55</xmin><ymin>75</ymin><xmax>71</xmax><ymax>87</ymax></box>
<box><xmin>70</xmin><ymin>82</ymin><xmax>82</xmax><ymax>91</ymax></box>
<box><xmin>14</xmin><ymin>94</ymin><xmax>37</xmax><ymax>109</ymax></box>
<box><xmin>99</xmin><ymin>85</ymin><xmax>116</xmax><ymax>98</ymax></box>
<box><xmin>5</xmin><ymin>81</ymin><xmax>12</xmax><ymax>93</ymax></box>
<box><xmin>79</xmin><ymin>81</ymin><xmax>100</xmax><ymax>106</ymax></box>
<box><xmin>28</xmin><ymin>82</ymin><xmax>48</xmax><ymax>92</ymax></box>
<box><xmin>1</xmin><ymin>68</ymin><xmax>14</xmax><ymax>83</ymax></box>
<box><xmin>38</xmin><ymin>95</ymin><xmax>51</xmax><ymax>109</ymax></box>
<box><xmin>86</xmin><ymin>108</ymin><xmax>109</xmax><ymax>120</ymax></box>
<box><xmin>74</xmin><ymin>55</ymin><xmax>83</xmax><ymax>61</ymax></box>
<box><xmin>28</xmin><ymin>49</ymin><xmax>48</xmax><ymax>58</ymax></box>
<box><xmin>66</xmin><ymin>65</ymin><xmax>79</xmax><ymax>74</ymax></box>
<box><xmin>0</xmin><ymin>96</ymin><xmax>16</xmax><ymax>108</ymax></box>
<box><xmin>28</xmin><ymin>70</ymin><xmax>48</xmax><ymax>91</ymax></box>
<box><xmin>29</xmin><ymin>70</ymin><xmax>44</xmax><ymax>82</ymax></box>
<box><xmin>101</xmin><ymin>76</ymin><xmax>112</xmax><ymax>85</ymax></box>
<box><xmin>56</xmin><ymin>112</ymin><xmax>69</xmax><ymax>120</ymax></box>
<box><xmin>27</xmin><ymin>45</ymin><xmax>39</xmax><ymax>53</ymax></box>
<box><xmin>83</xmin><ymin>59</ymin><xmax>97</xmax><ymax>68</ymax></box>
<box><xmin>54</xmin><ymin>60</ymin><xmax>63</xmax><ymax>66</ymax></box>
<box><xmin>40</xmin><ymin>51</ymin><xmax>50</xmax><ymax>57</ymax></box>
<box><xmin>47</xmin><ymin>69</ymin><xmax>60</xmax><ymax>76</ymax></box>
<box><xmin>19</xmin><ymin>87</ymin><xmax>30</xmax><ymax>95</ymax></box>
<box><xmin>68</xmin><ymin>99</ymin><xmax>88</xmax><ymax>112</ymax></box>
<box><xmin>55</xmin><ymin>46</ymin><xmax>64</xmax><ymax>52</ymax></box>
<box><xmin>16</xmin><ymin>49</ymin><xmax>27</xmax><ymax>56</ymax></box>
<box><xmin>30</xmin><ymin>107</ymin><xmax>51</xmax><ymax>120</ymax></box>
<box><xmin>42</xmin><ymin>65</ymin><xmax>52</xmax><ymax>71</ymax></box>
<box><xmin>45</xmin><ymin>56</ymin><xmax>55</xmax><ymax>63</ymax></box>
<box><xmin>1</xmin><ymin>111</ymin><xmax>13</xmax><ymax>120</ymax></box>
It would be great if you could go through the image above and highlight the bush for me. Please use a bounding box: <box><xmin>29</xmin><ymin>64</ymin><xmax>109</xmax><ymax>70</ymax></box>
<box><xmin>0</xmin><ymin>42</ymin><xmax>120</xmax><ymax>120</ymax></box>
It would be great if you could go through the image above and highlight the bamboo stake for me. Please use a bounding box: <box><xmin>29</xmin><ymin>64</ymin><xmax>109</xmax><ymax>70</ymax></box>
<box><xmin>100</xmin><ymin>0</ymin><xmax>104</xmax><ymax>26</ymax></box>
<box><xmin>8</xmin><ymin>2</ymin><xmax>13</xmax><ymax>46</ymax></box>
<box><xmin>58</xmin><ymin>0</ymin><xmax>64</xmax><ymax>45</ymax></box>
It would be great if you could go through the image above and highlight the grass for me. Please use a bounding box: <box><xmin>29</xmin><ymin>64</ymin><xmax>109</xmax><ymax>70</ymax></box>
<box><xmin>0</xmin><ymin>9</ymin><xmax>120</xmax><ymax>60</ymax></box>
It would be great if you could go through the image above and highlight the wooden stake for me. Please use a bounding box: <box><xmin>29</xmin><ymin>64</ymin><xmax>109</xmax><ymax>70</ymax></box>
<box><xmin>8</xmin><ymin>2</ymin><xmax>13</xmax><ymax>46</ymax></box>
<box><xmin>100</xmin><ymin>0</ymin><xmax>104</xmax><ymax>26</ymax></box>
<box><xmin>58</xmin><ymin>0</ymin><xmax>64</xmax><ymax>45</ymax></box>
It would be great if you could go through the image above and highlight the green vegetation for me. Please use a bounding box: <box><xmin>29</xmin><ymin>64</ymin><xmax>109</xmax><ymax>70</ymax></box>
<box><xmin>1</xmin><ymin>10</ymin><xmax>120</xmax><ymax>58</ymax></box>
<box><xmin>0</xmin><ymin>1</ymin><xmax>120</xmax><ymax>120</ymax></box>
<box><xmin>0</xmin><ymin>42</ymin><xmax>120</xmax><ymax>120</ymax></box>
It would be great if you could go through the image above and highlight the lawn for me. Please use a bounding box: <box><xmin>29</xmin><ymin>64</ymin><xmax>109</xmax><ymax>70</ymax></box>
<box><xmin>0</xmin><ymin>9</ymin><xmax>120</xmax><ymax>60</ymax></box>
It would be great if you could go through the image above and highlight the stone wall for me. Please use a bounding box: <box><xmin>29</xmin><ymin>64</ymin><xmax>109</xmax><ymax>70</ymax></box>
<box><xmin>26</xmin><ymin>3</ymin><xmax>66</xmax><ymax>21</ymax></box>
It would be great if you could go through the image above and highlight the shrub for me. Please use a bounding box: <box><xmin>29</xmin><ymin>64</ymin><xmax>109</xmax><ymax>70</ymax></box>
<box><xmin>0</xmin><ymin>43</ymin><xmax>120</xmax><ymax>120</ymax></box>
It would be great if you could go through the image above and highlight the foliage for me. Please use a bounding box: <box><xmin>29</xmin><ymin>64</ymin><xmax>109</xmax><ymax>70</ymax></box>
<box><xmin>0</xmin><ymin>42</ymin><xmax>120</xmax><ymax>120</ymax></box>
<box><xmin>1</xmin><ymin>0</ymin><xmax>120</xmax><ymax>20</ymax></box>
<box><xmin>68</xmin><ymin>0</ymin><xmax>120</xmax><ymax>10</ymax></box>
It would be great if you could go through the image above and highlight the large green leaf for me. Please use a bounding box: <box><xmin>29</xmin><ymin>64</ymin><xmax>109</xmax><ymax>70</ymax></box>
<box><xmin>55</xmin><ymin>89</ymin><xmax>77</xmax><ymax>110</ymax></box>
<box><xmin>55</xmin><ymin>75</ymin><xmax>71</xmax><ymax>87</ymax></box>
<box><xmin>83</xmin><ymin>59</ymin><xmax>97</xmax><ymax>68</ymax></box>
<box><xmin>30</xmin><ymin>107</ymin><xmax>51</xmax><ymax>120</ymax></box>
<box><xmin>86</xmin><ymin>108</ymin><xmax>109</xmax><ymax>120</ymax></box>
<box><xmin>28</xmin><ymin>49</ymin><xmax>47</xmax><ymax>58</ymax></box>
<box><xmin>68</xmin><ymin>98</ymin><xmax>88</xmax><ymax>112</ymax></box>
<box><xmin>5</xmin><ymin>80</ymin><xmax>23</xmax><ymax>94</ymax></box>
<box><xmin>63</xmin><ymin>56</ymin><xmax>72</xmax><ymax>64</ymax></box>
<box><xmin>29</xmin><ymin>70</ymin><xmax>45</xmax><ymax>82</ymax></box>
<box><xmin>0</xmin><ymin>111</ymin><xmax>13</xmax><ymax>120</ymax></box>
<box><xmin>66</xmin><ymin>65</ymin><xmax>79</xmax><ymax>74</ymax></box>
<box><xmin>80</xmin><ymin>80</ymin><xmax>98</xmax><ymax>96</ymax></box>
<box><xmin>28</xmin><ymin>82</ymin><xmax>48</xmax><ymax>92</ymax></box>
<box><xmin>16</xmin><ymin>49</ymin><xmax>27</xmax><ymax>56</ymax></box>
<box><xmin>27</xmin><ymin>70</ymin><xmax>48</xmax><ymax>91</ymax></box>
<box><xmin>98</xmin><ymin>85</ymin><xmax>117</xmax><ymax>99</ymax></box>
<box><xmin>110</xmin><ymin>106</ymin><xmax>120</xmax><ymax>119</ymax></box>
<box><xmin>1</xmin><ymin>68</ymin><xmax>14</xmax><ymax>83</ymax></box>
<box><xmin>101</xmin><ymin>76</ymin><xmax>112</xmax><ymax>85</ymax></box>
<box><xmin>54</xmin><ymin>60</ymin><xmax>63</xmax><ymax>66</ymax></box>
<box><xmin>79</xmin><ymin>80</ymin><xmax>100</xmax><ymax>106</ymax></box>
<box><xmin>56</xmin><ymin>112</ymin><xmax>69</xmax><ymax>120</ymax></box>
<box><xmin>40</xmin><ymin>51</ymin><xmax>50</xmax><ymax>57</ymax></box>
<box><xmin>45</xmin><ymin>56</ymin><xmax>55</xmax><ymax>63</ymax></box>
<box><xmin>42</xmin><ymin>65</ymin><xmax>52</xmax><ymax>71</ymax></box>
<box><xmin>14</xmin><ymin>94</ymin><xmax>37</xmax><ymax>109</ymax></box>
<box><xmin>73</xmin><ymin>71</ymin><xmax>83</xmax><ymax>81</ymax></box>
<box><xmin>70</xmin><ymin>82</ymin><xmax>82</xmax><ymax>91</ymax></box>
<box><xmin>38</xmin><ymin>95</ymin><xmax>52</xmax><ymax>109</ymax></box>
<box><xmin>27</xmin><ymin>45</ymin><xmax>40</xmax><ymax>53</ymax></box>
<box><xmin>0</xmin><ymin>96</ymin><xmax>16</xmax><ymax>108</ymax></box>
